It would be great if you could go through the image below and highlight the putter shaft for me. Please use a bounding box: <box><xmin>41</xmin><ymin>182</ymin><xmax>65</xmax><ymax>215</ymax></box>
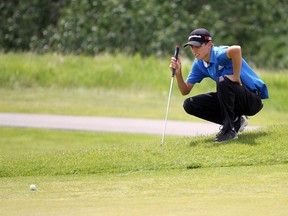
<box><xmin>161</xmin><ymin>76</ymin><xmax>174</xmax><ymax>146</ymax></box>
<box><xmin>161</xmin><ymin>45</ymin><xmax>179</xmax><ymax>146</ymax></box>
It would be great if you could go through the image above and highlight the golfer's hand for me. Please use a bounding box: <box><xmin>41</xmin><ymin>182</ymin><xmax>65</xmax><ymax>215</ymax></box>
<box><xmin>170</xmin><ymin>56</ymin><xmax>181</xmax><ymax>76</ymax></box>
<box><xmin>225</xmin><ymin>74</ymin><xmax>242</xmax><ymax>85</ymax></box>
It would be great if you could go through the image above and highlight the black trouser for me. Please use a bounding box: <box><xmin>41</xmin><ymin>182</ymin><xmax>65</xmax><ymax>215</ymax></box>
<box><xmin>183</xmin><ymin>76</ymin><xmax>263</xmax><ymax>131</ymax></box>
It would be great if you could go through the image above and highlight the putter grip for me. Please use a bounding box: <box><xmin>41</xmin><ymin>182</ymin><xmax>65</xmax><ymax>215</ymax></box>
<box><xmin>172</xmin><ymin>45</ymin><xmax>180</xmax><ymax>76</ymax></box>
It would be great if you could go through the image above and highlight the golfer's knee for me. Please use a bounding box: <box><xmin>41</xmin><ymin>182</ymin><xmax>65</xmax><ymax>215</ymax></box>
<box><xmin>183</xmin><ymin>98</ymin><xmax>195</xmax><ymax>115</ymax></box>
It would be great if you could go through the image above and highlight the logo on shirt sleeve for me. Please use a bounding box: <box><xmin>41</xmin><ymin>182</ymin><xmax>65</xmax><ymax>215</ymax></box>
<box><xmin>218</xmin><ymin>65</ymin><xmax>224</xmax><ymax>70</ymax></box>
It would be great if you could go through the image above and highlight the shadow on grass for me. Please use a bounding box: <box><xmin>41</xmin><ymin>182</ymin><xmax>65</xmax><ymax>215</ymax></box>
<box><xmin>232</xmin><ymin>131</ymin><xmax>269</xmax><ymax>146</ymax></box>
<box><xmin>189</xmin><ymin>131</ymin><xmax>269</xmax><ymax>147</ymax></box>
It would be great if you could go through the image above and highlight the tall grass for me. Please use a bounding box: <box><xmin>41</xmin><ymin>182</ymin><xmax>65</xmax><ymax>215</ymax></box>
<box><xmin>0</xmin><ymin>52</ymin><xmax>217</xmax><ymax>92</ymax></box>
<box><xmin>0</xmin><ymin>52</ymin><xmax>287</xmax><ymax>117</ymax></box>
<box><xmin>0</xmin><ymin>52</ymin><xmax>174</xmax><ymax>91</ymax></box>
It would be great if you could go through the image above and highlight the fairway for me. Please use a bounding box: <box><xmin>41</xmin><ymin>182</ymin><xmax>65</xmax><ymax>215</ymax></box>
<box><xmin>1</xmin><ymin>126</ymin><xmax>288</xmax><ymax>216</ymax></box>
<box><xmin>1</xmin><ymin>165</ymin><xmax>288</xmax><ymax>216</ymax></box>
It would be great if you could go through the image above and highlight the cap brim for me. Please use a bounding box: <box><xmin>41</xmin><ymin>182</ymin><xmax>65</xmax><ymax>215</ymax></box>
<box><xmin>183</xmin><ymin>41</ymin><xmax>202</xmax><ymax>47</ymax></box>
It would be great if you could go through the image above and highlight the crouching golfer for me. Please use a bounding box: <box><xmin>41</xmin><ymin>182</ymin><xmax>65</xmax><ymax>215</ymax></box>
<box><xmin>170</xmin><ymin>28</ymin><xmax>268</xmax><ymax>142</ymax></box>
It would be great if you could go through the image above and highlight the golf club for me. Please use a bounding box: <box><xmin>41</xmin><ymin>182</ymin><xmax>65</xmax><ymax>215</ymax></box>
<box><xmin>161</xmin><ymin>45</ymin><xmax>180</xmax><ymax>146</ymax></box>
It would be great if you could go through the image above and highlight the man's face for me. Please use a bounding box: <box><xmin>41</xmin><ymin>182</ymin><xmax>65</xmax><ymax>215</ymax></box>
<box><xmin>190</xmin><ymin>41</ymin><xmax>212</xmax><ymax>61</ymax></box>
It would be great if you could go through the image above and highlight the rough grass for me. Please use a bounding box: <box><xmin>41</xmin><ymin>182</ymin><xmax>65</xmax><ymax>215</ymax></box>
<box><xmin>0</xmin><ymin>52</ymin><xmax>175</xmax><ymax>91</ymax></box>
<box><xmin>0</xmin><ymin>52</ymin><xmax>287</xmax><ymax>123</ymax></box>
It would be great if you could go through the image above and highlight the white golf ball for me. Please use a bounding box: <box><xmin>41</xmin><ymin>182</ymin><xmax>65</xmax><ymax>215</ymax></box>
<box><xmin>29</xmin><ymin>184</ymin><xmax>36</xmax><ymax>191</ymax></box>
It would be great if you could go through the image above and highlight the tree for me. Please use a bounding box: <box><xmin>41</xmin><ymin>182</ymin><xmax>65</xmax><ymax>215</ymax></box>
<box><xmin>0</xmin><ymin>0</ymin><xmax>287</xmax><ymax>69</ymax></box>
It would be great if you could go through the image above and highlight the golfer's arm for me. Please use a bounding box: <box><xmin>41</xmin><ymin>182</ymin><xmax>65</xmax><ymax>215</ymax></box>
<box><xmin>175</xmin><ymin>73</ymin><xmax>193</xmax><ymax>95</ymax></box>
<box><xmin>227</xmin><ymin>45</ymin><xmax>242</xmax><ymax>81</ymax></box>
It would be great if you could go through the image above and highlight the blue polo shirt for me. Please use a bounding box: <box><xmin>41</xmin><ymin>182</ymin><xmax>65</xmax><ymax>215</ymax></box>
<box><xmin>186</xmin><ymin>46</ymin><xmax>269</xmax><ymax>99</ymax></box>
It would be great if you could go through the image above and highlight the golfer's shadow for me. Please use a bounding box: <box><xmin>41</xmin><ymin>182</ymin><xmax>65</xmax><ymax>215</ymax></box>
<box><xmin>189</xmin><ymin>131</ymin><xmax>268</xmax><ymax>147</ymax></box>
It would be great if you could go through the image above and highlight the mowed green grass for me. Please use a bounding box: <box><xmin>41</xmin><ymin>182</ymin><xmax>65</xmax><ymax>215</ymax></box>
<box><xmin>0</xmin><ymin>53</ymin><xmax>288</xmax><ymax>215</ymax></box>
<box><xmin>0</xmin><ymin>87</ymin><xmax>286</xmax><ymax>125</ymax></box>
<box><xmin>0</xmin><ymin>125</ymin><xmax>288</xmax><ymax>216</ymax></box>
<box><xmin>1</xmin><ymin>165</ymin><xmax>288</xmax><ymax>216</ymax></box>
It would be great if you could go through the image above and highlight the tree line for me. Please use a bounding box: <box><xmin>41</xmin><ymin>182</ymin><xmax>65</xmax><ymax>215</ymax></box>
<box><xmin>0</xmin><ymin>0</ymin><xmax>287</xmax><ymax>69</ymax></box>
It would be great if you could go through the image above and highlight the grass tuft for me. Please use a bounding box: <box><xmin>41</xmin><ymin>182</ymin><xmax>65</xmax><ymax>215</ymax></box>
<box><xmin>186</xmin><ymin>163</ymin><xmax>202</xmax><ymax>169</ymax></box>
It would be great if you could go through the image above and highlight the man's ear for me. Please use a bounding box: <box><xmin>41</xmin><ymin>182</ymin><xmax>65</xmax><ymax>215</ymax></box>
<box><xmin>208</xmin><ymin>41</ymin><xmax>213</xmax><ymax>48</ymax></box>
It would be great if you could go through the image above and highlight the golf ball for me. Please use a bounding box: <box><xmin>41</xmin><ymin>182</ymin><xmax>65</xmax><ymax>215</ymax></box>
<box><xmin>29</xmin><ymin>184</ymin><xmax>36</xmax><ymax>191</ymax></box>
